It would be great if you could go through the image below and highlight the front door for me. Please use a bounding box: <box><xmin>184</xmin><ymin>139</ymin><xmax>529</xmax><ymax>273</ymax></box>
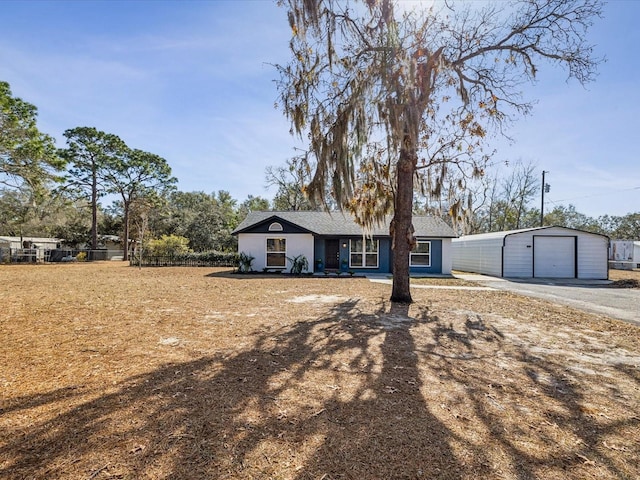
<box><xmin>325</xmin><ymin>239</ymin><xmax>340</xmax><ymax>269</ymax></box>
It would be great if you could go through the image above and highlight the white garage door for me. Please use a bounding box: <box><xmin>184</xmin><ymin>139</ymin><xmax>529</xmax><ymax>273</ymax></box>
<box><xmin>533</xmin><ymin>236</ymin><xmax>575</xmax><ymax>278</ymax></box>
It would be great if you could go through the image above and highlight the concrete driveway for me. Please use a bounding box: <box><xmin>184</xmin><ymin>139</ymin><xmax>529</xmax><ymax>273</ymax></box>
<box><xmin>455</xmin><ymin>274</ymin><xmax>640</xmax><ymax>326</ymax></box>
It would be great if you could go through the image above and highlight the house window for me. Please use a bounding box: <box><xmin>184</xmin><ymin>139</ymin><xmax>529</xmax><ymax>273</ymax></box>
<box><xmin>269</xmin><ymin>222</ymin><xmax>283</xmax><ymax>232</ymax></box>
<box><xmin>350</xmin><ymin>238</ymin><xmax>378</xmax><ymax>268</ymax></box>
<box><xmin>410</xmin><ymin>240</ymin><xmax>431</xmax><ymax>267</ymax></box>
<box><xmin>266</xmin><ymin>238</ymin><xmax>286</xmax><ymax>267</ymax></box>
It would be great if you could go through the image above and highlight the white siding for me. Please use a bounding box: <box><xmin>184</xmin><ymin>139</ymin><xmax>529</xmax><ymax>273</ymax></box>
<box><xmin>577</xmin><ymin>234</ymin><xmax>609</xmax><ymax>279</ymax></box>
<box><xmin>528</xmin><ymin>228</ymin><xmax>606</xmax><ymax>279</ymax></box>
<box><xmin>441</xmin><ymin>239</ymin><xmax>453</xmax><ymax>275</ymax></box>
<box><xmin>504</xmin><ymin>228</ymin><xmax>608</xmax><ymax>279</ymax></box>
<box><xmin>452</xmin><ymin>236</ymin><xmax>503</xmax><ymax>277</ymax></box>
<box><xmin>503</xmin><ymin>233</ymin><xmax>535</xmax><ymax>277</ymax></box>
<box><xmin>503</xmin><ymin>230</ymin><xmax>579</xmax><ymax>277</ymax></box>
<box><xmin>238</xmin><ymin>233</ymin><xmax>314</xmax><ymax>273</ymax></box>
<box><xmin>453</xmin><ymin>227</ymin><xmax>608</xmax><ymax>279</ymax></box>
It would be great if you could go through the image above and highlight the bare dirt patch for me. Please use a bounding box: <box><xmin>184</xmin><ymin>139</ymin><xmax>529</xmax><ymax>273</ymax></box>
<box><xmin>608</xmin><ymin>269</ymin><xmax>640</xmax><ymax>288</ymax></box>
<box><xmin>1</xmin><ymin>262</ymin><xmax>638</xmax><ymax>479</ymax></box>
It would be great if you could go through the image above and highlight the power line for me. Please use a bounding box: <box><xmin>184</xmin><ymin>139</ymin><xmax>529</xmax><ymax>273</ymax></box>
<box><xmin>551</xmin><ymin>186</ymin><xmax>640</xmax><ymax>203</ymax></box>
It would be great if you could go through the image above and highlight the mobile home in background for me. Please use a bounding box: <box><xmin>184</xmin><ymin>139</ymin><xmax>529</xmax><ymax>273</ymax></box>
<box><xmin>609</xmin><ymin>240</ymin><xmax>640</xmax><ymax>270</ymax></box>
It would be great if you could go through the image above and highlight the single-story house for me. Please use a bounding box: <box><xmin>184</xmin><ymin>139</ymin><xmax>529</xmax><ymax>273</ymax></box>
<box><xmin>452</xmin><ymin>226</ymin><xmax>609</xmax><ymax>279</ymax></box>
<box><xmin>232</xmin><ymin>211</ymin><xmax>457</xmax><ymax>275</ymax></box>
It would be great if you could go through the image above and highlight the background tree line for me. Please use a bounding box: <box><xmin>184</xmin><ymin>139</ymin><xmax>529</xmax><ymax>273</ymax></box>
<box><xmin>0</xmin><ymin>79</ymin><xmax>311</xmax><ymax>256</ymax></box>
<box><xmin>2</xmin><ymin>70</ymin><xmax>638</xmax><ymax>261</ymax></box>
<box><xmin>0</xmin><ymin>79</ymin><xmax>309</xmax><ymax>256</ymax></box>
<box><xmin>454</xmin><ymin>160</ymin><xmax>639</xmax><ymax>239</ymax></box>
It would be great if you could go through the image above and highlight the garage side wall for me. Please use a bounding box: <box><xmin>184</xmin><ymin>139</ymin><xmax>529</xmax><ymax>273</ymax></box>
<box><xmin>451</xmin><ymin>237</ymin><xmax>503</xmax><ymax>277</ymax></box>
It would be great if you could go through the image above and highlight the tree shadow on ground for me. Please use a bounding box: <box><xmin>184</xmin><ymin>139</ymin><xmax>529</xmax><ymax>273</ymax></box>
<box><xmin>1</xmin><ymin>299</ymin><xmax>638</xmax><ymax>479</ymax></box>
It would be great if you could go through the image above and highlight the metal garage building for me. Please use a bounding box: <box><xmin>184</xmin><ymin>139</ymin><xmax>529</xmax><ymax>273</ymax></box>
<box><xmin>452</xmin><ymin>226</ymin><xmax>609</xmax><ymax>279</ymax></box>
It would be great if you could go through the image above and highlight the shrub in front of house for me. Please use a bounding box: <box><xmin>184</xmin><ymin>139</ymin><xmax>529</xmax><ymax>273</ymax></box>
<box><xmin>134</xmin><ymin>248</ymin><xmax>239</xmax><ymax>267</ymax></box>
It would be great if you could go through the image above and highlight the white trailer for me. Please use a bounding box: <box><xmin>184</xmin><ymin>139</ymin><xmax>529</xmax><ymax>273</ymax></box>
<box><xmin>609</xmin><ymin>240</ymin><xmax>640</xmax><ymax>269</ymax></box>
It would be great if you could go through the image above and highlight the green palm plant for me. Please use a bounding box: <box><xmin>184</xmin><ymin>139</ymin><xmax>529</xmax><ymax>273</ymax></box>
<box><xmin>287</xmin><ymin>254</ymin><xmax>309</xmax><ymax>275</ymax></box>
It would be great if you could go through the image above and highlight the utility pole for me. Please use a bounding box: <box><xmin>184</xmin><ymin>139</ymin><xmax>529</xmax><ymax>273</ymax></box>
<box><xmin>540</xmin><ymin>171</ymin><xmax>550</xmax><ymax>226</ymax></box>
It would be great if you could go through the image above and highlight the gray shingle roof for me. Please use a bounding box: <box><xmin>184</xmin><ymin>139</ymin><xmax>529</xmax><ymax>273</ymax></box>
<box><xmin>232</xmin><ymin>211</ymin><xmax>457</xmax><ymax>238</ymax></box>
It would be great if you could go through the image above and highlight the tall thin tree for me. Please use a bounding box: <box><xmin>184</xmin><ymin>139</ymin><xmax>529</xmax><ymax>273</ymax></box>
<box><xmin>60</xmin><ymin>127</ymin><xmax>127</xmax><ymax>251</ymax></box>
<box><xmin>103</xmin><ymin>148</ymin><xmax>176</xmax><ymax>261</ymax></box>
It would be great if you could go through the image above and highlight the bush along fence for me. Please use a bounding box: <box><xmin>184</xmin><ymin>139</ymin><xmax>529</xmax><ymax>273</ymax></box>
<box><xmin>130</xmin><ymin>251</ymin><xmax>239</xmax><ymax>268</ymax></box>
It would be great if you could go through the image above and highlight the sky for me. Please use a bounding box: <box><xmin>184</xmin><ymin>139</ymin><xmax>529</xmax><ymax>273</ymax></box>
<box><xmin>1</xmin><ymin>0</ymin><xmax>639</xmax><ymax>218</ymax></box>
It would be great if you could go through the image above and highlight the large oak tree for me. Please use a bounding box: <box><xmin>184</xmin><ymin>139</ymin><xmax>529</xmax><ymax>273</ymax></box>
<box><xmin>276</xmin><ymin>0</ymin><xmax>602</xmax><ymax>302</ymax></box>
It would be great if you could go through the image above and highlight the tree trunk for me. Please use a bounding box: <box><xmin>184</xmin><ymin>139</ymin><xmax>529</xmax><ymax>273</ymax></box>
<box><xmin>91</xmin><ymin>168</ymin><xmax>98</xmax><ymax>251</ymax></box>
<box><xmin>390</xmin><ymin>146</ymin><xmax>416</xmax><ymax>304</ymax></box>
<box><xmin>122</xmin><ymin>200</ymin><xmax>130</xmax><ymax>261</ymax></box>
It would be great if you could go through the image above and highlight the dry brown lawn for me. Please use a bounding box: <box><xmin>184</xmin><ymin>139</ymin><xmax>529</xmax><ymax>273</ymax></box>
<box><xmin>1</xmin><ymin>263</ymin><xmax>638</xmax><ymax>480</ymax></box>
<box><xmin>608</xmin><ymin>269</ymin><xmax>639</xmax><ymax>282</ymax></box>
<box><xmin>609</xmin><ymin>269</ymin><xmax>640</xmax><ymax>288</ymax></box>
